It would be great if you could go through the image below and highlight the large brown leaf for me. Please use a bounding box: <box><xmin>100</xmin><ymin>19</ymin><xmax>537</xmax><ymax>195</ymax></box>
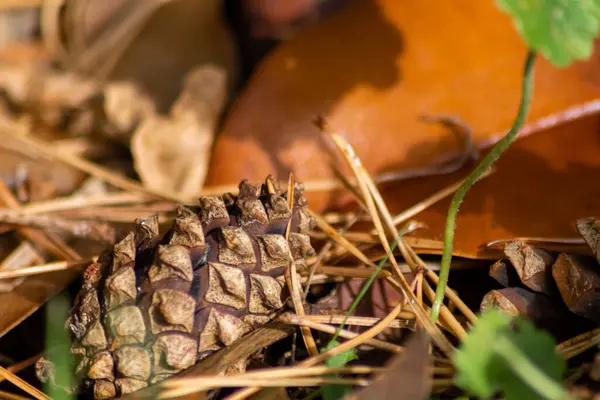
<box><xmin>206</xmin><ymin>0</ymin><xmax>600</xmax><ymax>213</ymax></box>
<box><xmin>391</xmin><ymin>112</ymin><xmax>600</xmax><ymax>259</ymax></box>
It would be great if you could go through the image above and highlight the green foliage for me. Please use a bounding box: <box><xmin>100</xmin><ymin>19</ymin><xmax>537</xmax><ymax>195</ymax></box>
<box><xmin>454</xmin><ymin>309</ymin><xmax>568</xmax><ymax>400</ymax></box>
<box><xmin>45</xmin><ymin>294</ymin><xmax>75</xmax><ymax>400</ymax></box>
<box><xmin>322</xmin><ymin>340</ymin><xmax>359</xmax><ymax>400</ymax></box>
<box><xmin>496</xmin><ymin>0</ymin><xmax>600</xmax><ymax>67</ymax></box>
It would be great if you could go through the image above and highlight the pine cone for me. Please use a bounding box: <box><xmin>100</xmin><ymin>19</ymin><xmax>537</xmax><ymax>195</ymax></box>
<box><xmin>481</xmin><ymin>217</ymin><xmax>600</xmax><ymax>327</ymax></box>
<box><xmin>62</xmin><ymin>176</ymin><xmax>316</xmax><ymax>399</ymax></box>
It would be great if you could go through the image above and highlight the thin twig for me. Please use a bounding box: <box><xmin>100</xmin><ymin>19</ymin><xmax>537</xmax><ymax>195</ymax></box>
<box><xmin>0</xmin><ymin>390</ymin><xmax>31</xmax><ymax>400</ymax></box>
<box><xmin>284</xmin><ymin>173</ymin><xmax>318</xmax><ymax>357</ymax></box>
<box><xmin>557</xmin><ymin>328</ymin><xmax>600</xmax><ymax>360</ymax></box>
<box><xmin>326</xmin><ymin>130</ymin><xmax>456</xmax><ymax>353</ymax></box>
<box><xmin>161</xmin><ymin>377</ymin><xmax>369</xmax><ymax>399</ymax></box>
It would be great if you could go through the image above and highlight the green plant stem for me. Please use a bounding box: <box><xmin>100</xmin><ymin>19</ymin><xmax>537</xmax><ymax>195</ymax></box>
<box><xmin>494</xmin><ymin>336</ymin><xmax>573</xmax><ymax>400</ymax></box>
<box><xmin>430</xmin><ymin>50</ymin><xmax>537</xmax><ymax>322</ymax></box>
<box><xmin>330</xmin><ymin>233</ymin><xmax>403</xmax><ymax>343</ymax></box>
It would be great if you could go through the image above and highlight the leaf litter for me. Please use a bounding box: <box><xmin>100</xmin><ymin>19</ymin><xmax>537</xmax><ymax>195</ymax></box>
<box><xmin>0</xmin><ymin>2</ymin><xmax>599</xmax><ymax>400</ymax></box>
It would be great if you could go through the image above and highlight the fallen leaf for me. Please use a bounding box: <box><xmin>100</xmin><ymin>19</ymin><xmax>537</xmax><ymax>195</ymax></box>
<box><xmin>131</xmin><ymin>65</ymin><xmax>228</xmax><ymax>197</ymax></box>
<box><xmin>205</xmin><ymin>0</ymin><xmax>600</xmax><ymax>213</ymax></box>
<box><xmin>347</xmin><ymin>329</ymin><xmax>431</xmax><ymax>400</ymax></box>
<box><xmin>386</xmin><ymin>112</ymin><xmax>600</xmax><ymax>259</ymax></box>
<box><xmin>56</xmin><ymin>0</ymin><xmax>238</xmax><ymax>112</ymax></box>
<box><xmin>0</xmin><ymin>242</ymin><xmax>44</xmax><ymax>293</ymax></box>
<box><xmin>0</xmin><ymin>267</ymin><xmax>84</xmax><ymax>339</ymax></box>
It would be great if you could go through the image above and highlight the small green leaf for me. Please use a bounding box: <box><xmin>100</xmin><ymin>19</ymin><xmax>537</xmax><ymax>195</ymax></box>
<box><xmin>496</xmin><ymin>0</ymin><xmax>600</xmax><ymax>67</ymax></box>
<box><xmin>322</xmin><ymin>340</ymin><xmax>359</xmax><ymax>400</ymax></box>
<box><xmin>454</xmin><ymin>310</ymin><xmax>512</xmax><ymax>398</ymax></box>
<box><xmin>324</xmin><ymin>340</ymin><xmax>359</xmax><ymax>368</ymax></box>
<box><xmin>454</xmin><ymin>309</ymin><xmax>567</xmax><ymax>400</ymax></box>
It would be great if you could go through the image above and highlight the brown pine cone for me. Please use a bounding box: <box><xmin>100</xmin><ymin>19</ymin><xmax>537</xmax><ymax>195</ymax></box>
<box><xmin>60</xmin><ymin>176</ymin><xmax>316</xmax><ymax>399</ymax></box>
<box><xmin>481</xmin><ymin>217</ymin><xmax>600</xmax><ymax>327</ymax></box>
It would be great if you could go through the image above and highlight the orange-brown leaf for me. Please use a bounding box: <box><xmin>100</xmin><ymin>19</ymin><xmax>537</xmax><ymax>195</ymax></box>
<box><xmin>206</xmin><ymin>0</ymin><xmax>600</xmax><ymax>213</ymax></box>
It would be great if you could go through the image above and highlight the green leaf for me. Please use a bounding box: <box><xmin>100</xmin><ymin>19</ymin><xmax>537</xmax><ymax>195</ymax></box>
<box><xmin>495</xmin><ymin>0</ymin><xmax>600</xmax><ymax>67</ymax></box>
<box><xmin>322</xmin><ymin>340</ymin><xmax>359</xmax><ymax>400</ymax></box>
<box><xmin>454</xmin><ymin>310</ymin><xmax>512</xmax><ymax>398</ymax></box>
<box><xmin>324</xmin><ymin>340</ymin><xmax>359</xmax><ymax>368</ymax></box>
<box><xmin>454</xmin><ymin>309</ymin><xmax>567</xmax><ymax>400</ymax></box>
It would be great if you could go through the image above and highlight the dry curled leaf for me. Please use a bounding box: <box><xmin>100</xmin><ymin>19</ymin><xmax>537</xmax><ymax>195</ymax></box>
<box><xmin>0</xmin><ymin>241</ymin><xmax>44</xmax><ymax>293</ymax></box>
<box><xmin>131</xmin><ymin>65</ymin><xmax>228</xmax><ymax>197</ymax></box>
<box><xmin>54</xmin><ymin>0</ymin><xmax>238</xmax><ymax>112</ymax></box>
<box><xmin>0</xmin><ymin>61</ymin><xmax>156</xmax><ymax>143</ymax></box>
<box><xmin>206</xmin><ymin>0</ymin><xmax>600</xmax><ymax>213</ymax></box>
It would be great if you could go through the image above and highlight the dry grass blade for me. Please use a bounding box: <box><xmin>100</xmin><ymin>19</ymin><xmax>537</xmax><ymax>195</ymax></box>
<box><xmin>358</xmin><ymin>152</ymin><xmax>472</xmax><ymax>331</ymax></box>
<box><xmin>16</xmin><ymin>192</ymin><xmax>148</xmax><ymax>215</ymax></box>
<box><xmin>5</xmin><ymin>353</ymin><xmax>42</xmax><ymax>379</ymax></box>
<box><xmin>224</xmin><ymin>303</ymin><xmax>405</xmax><ymax>400</ymax></box>
<box><xmin>161</xmin><ymin>377</ymin><xmax>369</xmax><ymax>399</ymax></box>
<box><xmin>310</xmin><ymin>208</ymin><xmax>454</xmax><ymax>351</ymax></box>
<box><xmin>278</xmin><ymin>313</ymin><xmax>406</xmax><ymax>353</ymax></box>
<box><xmin>0</xmin><ymin>390</ymin><xmax>31</xmax><ymax>400</ymax></box>
<box><xmin>0</xmin><ymin>0</ymin><xmax>42</xmax><ymax>10</ymax></box>
<box><xmin>283</xmin><ymin>173</ymin><xmax>318</xmax><ymax>357</ymax></box>
<box><xmin>162</xmin><ymin>365</ymin><xmax>377</xmax><ymax>398</ymax></box>
<box><xmin>557</xmin><ymin>328</ymin><xmax>600</xmax><ymax>359</ymax></box>
<box><xmin>0</xmin><ymin>365</ymin><xmax>50</xmax><ymax>400</ymax></box>
<box><xmin>486</xmin><ymin>237</ymin><xmax>586</xmax><ymax>248</ymax></box>
<box><xmin>309</xmin><ymin>211</ymin><xmax>376</xmax><ymax>267</ymax></box>
<box><xmin>171</xmin><ymin>365</ymin><xmax>378</xmax><ymax>382</ymax></box>
<box><xmin>324</xmin><ymin>125</ymin><xmax>477</xmax><ymax>331</ymax></box>
<box><xmin>403</xmin><ymin>244</ymin><xmax>476</xmax><ymax>328</ymax></box>
<box><xmin>0</xmin><ymin>259</ymin><xmax>91</xmax><ymax>280</ymax></box>
<box><xmin>326</xmin><ymin>129</ymin><xmax>455</xmax><ymax>354</ymax></box>
<box><xmin>0</xmin><ymin>212</ymin><xmax>116</xmax><ymax>243</ymax></box>
<box><xmin>317</xmin><ymin>265</ymin><xmax>392</xmax><ymax>279</ymax></box>
<box><xmin>304</xmin><ymin>211</ymin><xmax>362</xmax><ymax>298</ymax></box>
<box><xmin>300</xmin><ymin>313</ymin><xmax>415</xmax><ymax>325</ymax></box>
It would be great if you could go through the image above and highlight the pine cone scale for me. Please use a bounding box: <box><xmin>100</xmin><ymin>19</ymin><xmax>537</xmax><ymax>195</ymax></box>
<box><xmin>61</xmin><ymin>176</ymin><xmax>315</xmax><ymax>399</ymax></box>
